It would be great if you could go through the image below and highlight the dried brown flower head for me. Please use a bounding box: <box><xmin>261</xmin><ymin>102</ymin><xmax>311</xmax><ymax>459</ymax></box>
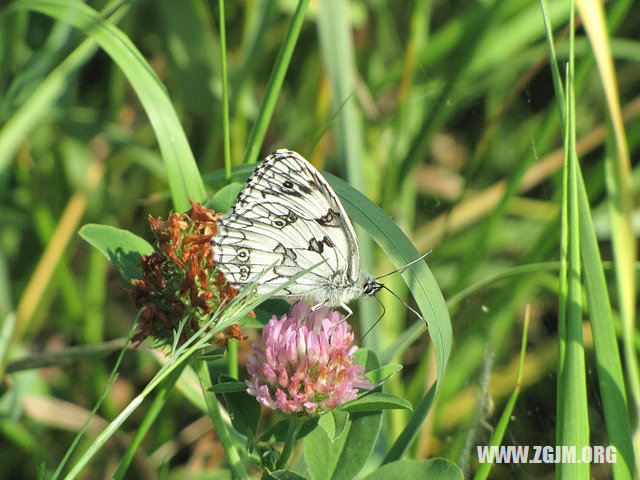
<box><xmin>130</xmin><ymin>199</ymin><xmax>249</xmax><ymax>345</ymax></box>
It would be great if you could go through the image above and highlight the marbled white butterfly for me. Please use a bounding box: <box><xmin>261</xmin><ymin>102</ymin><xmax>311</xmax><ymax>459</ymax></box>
<box><xmin>211</xmin><ymin>149</ymin><xmax>425</xmax><ymax>320</ymax></box>
<box><xmin>211</xmin><ymin>149</ymin><xmax>429</xmax><ymax>323</ymax></box>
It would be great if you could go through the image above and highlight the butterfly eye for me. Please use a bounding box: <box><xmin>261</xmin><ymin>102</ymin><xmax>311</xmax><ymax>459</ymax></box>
<box><xmin>273</xmin><ymin>219</ymin><xmax>286</xmax><ymax>228</ymax></box>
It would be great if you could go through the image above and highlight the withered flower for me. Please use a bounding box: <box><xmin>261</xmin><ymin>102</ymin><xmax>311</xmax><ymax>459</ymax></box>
<box><xmin>130</xmin><ymin>199</ymin><xmax>249</xmax><ymax>345</ymax></box>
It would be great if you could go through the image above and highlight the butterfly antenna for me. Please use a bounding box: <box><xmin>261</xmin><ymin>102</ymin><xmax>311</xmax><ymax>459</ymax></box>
<box><xmin>381</xmin><ymin>284</ymin><xmax>427</xmax><ymax>326</ymax></box>
<box><xmin>376</xmin><ymin>250</ymin><xmax>433</xmax><ymax>281</ymax></box>
<box><xmin>362</xmin><ymin>294</ymin><xmax>386</xmax><ymax>340</ymax></box>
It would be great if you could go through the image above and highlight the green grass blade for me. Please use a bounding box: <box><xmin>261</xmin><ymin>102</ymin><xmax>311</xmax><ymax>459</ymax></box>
<box><xmin>382</xmin><ymin>383</ymin><xmax>436</xmax><ymax>464</ymax></box>
<box><xmin>195</xmin><ymin>359</ymin><xmax>249</xmax><ymax>480</ymax></box>
<box><xmin>217</xmin><ymin>0</ymin><xmax>232</xmax><ymax>182</ymax></box>
<box><xmin>557</xmin><ymin>45</ymin><xmax>590</xmax><ymax>479</ymax></box>
<box><xmin>112</xmin><ymin>362</ymin><xmax>188</xmax><ymax>480</ymax></box>
<box><xmin>329</xmin><ymin>170</ymin><xmax>451</xmax><ymax>461</ymax></box>
<box><xmin>59</xmin><ymin>263</ymin><xmax>320</xmax><ymax>479</ymax></box>
<box><xmin>539</xmin><ymin>0</ymin><xmax>565</xmax><ymax>120</ymax></box>
<box><xmin>577</xmin><ymin>166</ymin><xmax>635</xmax><ymax>479</ymax></box>
<box><xmin>52</xmin><ymin>322</ymin><xmax>137</xmax><ymax>480</ymax></box>
<box><xmin>240</xmin><ymin>0</ymin><xmax>310</xmax><ymax>166</ymax></box>
<box><xmin>326</xmin><ymin>173</ymin><xmax>451</xmax><ymax>389</ymax></box>
<box><xmin>472</xmin><ymin>306</ymin><xmax>530</xmax><ymax>480</ymax></box>
<box><xmin>11</xmin><ymin>0</ymin><xmax>206</xmax><ymax>211</ymax></box>
<box><xmin>0</xmin><ymin>0</ymin><xmax>128</xmax><ymax>176</ymax></box>
<box><xmin>541</xmin><ymin>2</ymin><xmax>635</xmax><ymax>477</ymax></box>
<box><xmin>215</xmin><ymin>0</ymin><xmax>238</xmax><ymax>380</ymax></box>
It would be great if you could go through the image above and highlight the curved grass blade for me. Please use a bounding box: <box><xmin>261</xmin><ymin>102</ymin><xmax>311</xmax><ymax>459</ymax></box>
<box><xmin>10</xmin><ymin>0</ymin><xmax>206</xmax><ymax>211</ymax></box>
<box><xmin>325</xmin><ymin>173</ymin><xmax>451</xmax><ymax>388</ymax></box>
<box><xmin>325</xmin><ymin>172</ymin><xmax>451</xmax><ymax>463</ymax></box>
<box><xmin>0</xmin><ymin>0</ymin><xmax>128</xmax><ymax>176</ymax></box>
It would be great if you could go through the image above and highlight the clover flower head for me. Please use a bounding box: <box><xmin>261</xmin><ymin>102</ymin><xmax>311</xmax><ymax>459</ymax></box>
<box><xmin>246</xmin><ymin>301</ymin><xmax>373</xmax><ymax>414</ymax></box>
<box><xmin>130</xmin><ymin>199</ymin><xmax>248</xmax><ymax>345</ymax></box>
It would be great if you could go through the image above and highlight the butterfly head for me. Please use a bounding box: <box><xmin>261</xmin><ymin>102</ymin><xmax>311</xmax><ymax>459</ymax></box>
<box><xmin>362</xmin><ymin>276</ymin><xmax>383</xmax><ymax>296</ymax></box>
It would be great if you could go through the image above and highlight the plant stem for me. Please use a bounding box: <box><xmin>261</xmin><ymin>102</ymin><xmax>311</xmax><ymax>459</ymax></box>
<box><xmin>275</xmin><ymin>417</ymin><xmax>303</xmax><ymax>470</ymax></box>
<box><xmin>196</xmin><ymin>359</ymin><xmax>249</xmax><ymax>479</ymax></box>
<box><xmin>218</xmin><ymin>0</ymin><xmax>232</xmax><ymax>182</ymax></box>
<box><xmin>241</xmin><ymin>0</ymin><xmax>310</xmax><ymax>166</ymax></box>
<box><xmin>228</xmin><ymin>338</ymin><xmax>238</xmax><ymax>378</ymax></box>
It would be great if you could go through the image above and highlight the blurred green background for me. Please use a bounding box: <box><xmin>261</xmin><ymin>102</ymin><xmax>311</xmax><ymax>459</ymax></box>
<box><xmin>1</xmin><ymin>0</ymin><xmax>639</xmax><ymax>478</ymax></box>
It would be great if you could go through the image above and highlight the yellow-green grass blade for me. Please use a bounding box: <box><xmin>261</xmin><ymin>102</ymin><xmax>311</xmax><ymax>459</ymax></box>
<box><xmin>577</xmin><ymin>0</ymin><xmax>640</xmax><ymax>465</ymax></box>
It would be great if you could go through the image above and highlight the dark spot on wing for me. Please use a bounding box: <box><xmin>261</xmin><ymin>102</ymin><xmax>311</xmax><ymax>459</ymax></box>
<box><xmin>308</xmin><ymin>236</ymin><xmax>336</xmax><ymax>254</ymax></box>
<box><xmin>271</xmin><ymin>209</ymin><xmax>298</xmax><ymax>229</ymax></box>
<box><xmin>308</xmin><ymin>238</ymin><xmax>324</xmax><ymax>254</ymax></box>
<box><xmin>300</xmin><ymin>184</ymin><xmax>312</xmax><ymax>194</ymax></box>
<box><xmin>239</xmin><ymin>266</ymin><xmax>250</xmax><ymax>281</ymax></box>
<box><xmin>315</xmin><ymin>208</ymin><xmax>340</xmax><ymax>227</ymax></box>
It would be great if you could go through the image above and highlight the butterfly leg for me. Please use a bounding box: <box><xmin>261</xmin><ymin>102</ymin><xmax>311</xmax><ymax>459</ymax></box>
<box><xmin>297</xmin><ymin>301</ymin><xmax>327</xmax><ymax>327</ymax></box>
<box><xmin>339</xmin><ymin>303</ymin><xmax>353</xmax><ymax>322</ymax></box>
<box><xmin>326</xmin><ymin>303</ymin><xmax>354</xmax><ymax>336</ymax></box>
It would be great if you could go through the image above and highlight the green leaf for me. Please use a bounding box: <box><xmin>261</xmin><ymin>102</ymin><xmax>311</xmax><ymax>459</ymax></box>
<box><xmin>217</xmin><ymin>374</ymin><xmax>260</xmax><ymax>438</ymax></box>
<box><xmin>304</xmin><ymin>411</ymin><xmax>381</xmax><ymax>480</ymax></box>
<box><xmin>259</xmin><ymin>418</ymin><xmax>318</xmax><ymax>443</ymax></box>
<box><xmin>339</xmin><ymin>393</ymin><xmax>412</xmax><ymax>413</ymax></box>
<box><xmin>210</xmin><ymin>182</ymin><xmax>243</xmax><ymax>214</ymax></box>
<box><xmin>361</xmin><ymin>459</ymin><xmax>463</xmax><ymax>480</ymax></box>
<box><xmin>364</xmin><ymin>364</ymin><xmax>402</xmax><ymax>387</ymax></box>
<box><xmin>304</xmin><ymin>351</ymin><xmax>381</xmax><ymax>480</ymax></box>
<box><xmin>267</xmin><ymin>470</ymin><xmax>308</xmax><ymax>480</ymax></box>
<box><xmin>208</xmin><ymin>381</ymin><xmax>247</xmax><ymax>393</ymax></box>
<box><xmin>317</xmin><ymin>410</ymin><xmax>349</xmax><ymax>441</ymax></box>
<box><xmin>352</xmin><ymin>348</ymin><xmax>380</xmax><ymax>373</ymax></box>
<box><xmin>78</xmin><ymin>224</ymin><xmax>153</xmax><ymax>281</ymax></box>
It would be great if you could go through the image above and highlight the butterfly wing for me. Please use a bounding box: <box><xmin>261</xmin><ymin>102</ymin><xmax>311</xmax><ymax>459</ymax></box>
<box><xmin>211</xmin><ymin>149</ymin><xmax>361</xmax><ymax>300</ymax></box>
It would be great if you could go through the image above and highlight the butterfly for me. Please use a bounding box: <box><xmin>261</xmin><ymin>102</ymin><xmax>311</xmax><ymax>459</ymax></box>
<box><xmin>210</xmin><ymin>149</ymin><xmax>384</xmax><ymax>317</ymax></box>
